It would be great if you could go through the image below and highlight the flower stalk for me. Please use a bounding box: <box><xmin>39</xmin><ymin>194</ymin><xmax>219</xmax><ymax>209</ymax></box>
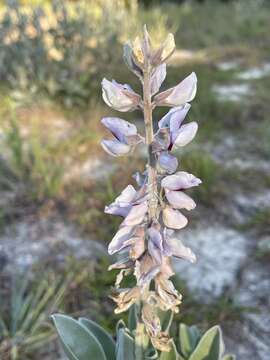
<box><xmin>143</xmin><ymin>30</ymin><xmax>158</xmax><ymax>223</ymax></box>
<box><xmin>101</xmin><ymin>25</ymin><xmax>201</xmax><ymax>354</ymax></box>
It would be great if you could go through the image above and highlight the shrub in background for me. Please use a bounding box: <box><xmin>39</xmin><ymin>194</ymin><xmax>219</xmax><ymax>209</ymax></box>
<box><xmin>0</xmin><ymin>0</ymin><xmax>171</xmax><ymax>106</ymax></box>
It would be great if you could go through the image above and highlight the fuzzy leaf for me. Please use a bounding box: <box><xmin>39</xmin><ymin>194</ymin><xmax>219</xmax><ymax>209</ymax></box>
<box><xmin>160</xmin><ymin>341</ymin><xmax>181</xmax><ymax>360</ymax></box>
<box><xmin>189</xmin><ymin>326</ymin><xmax>224</xmax><ymax>360</ymax></box>
<box><xmin>179</xmin><ymin>324</ymin><xmax>200</xmax><ymax>358</ymax></box>
<box><xmin>78</xmin><ymin>318</ymin><xmax>115</xmax><ymax>360</ymax></box>
<box><xmin>116</xmin><ymin>327</ymin><xmax>135</xmax><ymax>360</ymax></box>
<box><xmin>52</xmin><ymin>314</ymin><xmax>106</xmax><ymax>360</ymax></box>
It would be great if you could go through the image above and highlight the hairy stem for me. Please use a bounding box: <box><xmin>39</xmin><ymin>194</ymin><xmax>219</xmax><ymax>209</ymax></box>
<box><xmin>143</xmin><ymin>44</ymin><xmax>158</xmax><ymax>223</ymax></box>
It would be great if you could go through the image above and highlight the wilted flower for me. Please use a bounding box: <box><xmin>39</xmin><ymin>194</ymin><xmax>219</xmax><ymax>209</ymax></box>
<box><xmin>103</xmin><ymin>27</ymin><xmax>201</xmax><ymax>353</ymax></box>
<box><xmin>102</xmin><ymin>79</ymin><xmax>141</xmax><ymax>112</ymax></box>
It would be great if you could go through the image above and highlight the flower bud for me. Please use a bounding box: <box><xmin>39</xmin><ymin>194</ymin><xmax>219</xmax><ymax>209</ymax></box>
<box><xmin>123</xmin><ymin>42</ymin><xmax>143</xmax><ymax>78</ymax></box>
<box><xmin>151</xmin><ymin>33</ymin><xmax>175</xmax><ymax>66</ymax></box>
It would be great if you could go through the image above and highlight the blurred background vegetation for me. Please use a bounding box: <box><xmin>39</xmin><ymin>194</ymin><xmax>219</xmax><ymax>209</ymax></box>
<box><xmin>0</xmin><ymin>0</ymin><xmax>269</xmax><ymax>359</ymax></box>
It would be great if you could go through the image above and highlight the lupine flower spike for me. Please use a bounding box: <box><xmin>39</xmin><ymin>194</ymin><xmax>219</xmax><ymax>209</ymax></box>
<box><xmin>101</xmin><ymin>26</ymin><xmax>201</xmax><ymax>352</ymax></box>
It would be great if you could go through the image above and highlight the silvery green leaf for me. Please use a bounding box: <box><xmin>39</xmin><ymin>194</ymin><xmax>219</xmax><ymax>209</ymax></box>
<box><xmin>179</xmin><ymin>324</ymin><xmax>200</xmax><ymax>358</ymax></box>
<box><xmin>78</xmin><ymin>318</ymin><xmax>115</xmax><ymax>360</ymax></box>
<box><xmin>189</xmin><ymin>326</ymin><xmax>225</xmax><ymax>360</ymax></box>
<box><xmin>116</xmin><ymin>327</ymin><xmax>135</xmax><ymax>360</ymax></box>
<box><xmin>160</xmin><ymin>341</ymin><xmax>181</xmax><ymax>360</ymax></box>
<box><xmin>157</xmin><ymin>309</ymin><xmax>174</xmax><ymax>332</ymax></box>
<box><xmin>52</xmin><ymin>314</ymin><xmax>106</xmax><ymax>360</ymax></box>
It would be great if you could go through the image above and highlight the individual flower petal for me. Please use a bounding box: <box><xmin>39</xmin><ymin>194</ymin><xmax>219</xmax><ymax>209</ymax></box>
<box><xmin>135</xmin><ymin>254</ymin><xmax>160</xmax><ymax>286</ymax></box>
<box><xmin>165</xmin><ymin>189</ymin><xmax>196</xmax><ymax>210</ymax></box>
<box><xmin>151</xmin><ymin>63</ymin><xmax>166</xmax><ymax>95</ymax></box>
<box><xmin>105</xmin><ymin>184</ymin><xmax>136</xmax><ymax>217</ymax></box>
<box><xmin>101</xmin><ymin>117</ymin><xmax>138</xmax><ymax>143</ymax></box>
<box><xmin>147</xmin><ymin>226</ymin><xmax>163</xmax><ymax>264</ymax></box>
<box><xmin>158</xmin><ymin>104</ymin><xmax>191</xmax><ymax>132</ymax></box>
<box><xmin>164</xmin><ymin>230</ymin><xmax>196</xmax><ymax>263</ymax></box>
<box><xmin>126</xmin><ymin>226</ymin><xmax>145</xmax><ymax>260</ymax></box>
<box><xmin>108</xmin><ymin>226</ymin><xmax>134</xmax><ymax>255</ymax></box>
<box><xmin>172</xmin><ymin>121</ymin><xmax>198</xmax><ymax>148</ymax></box>
<box><xmin>154</xmin><ymin>72</ymin><xmax>197</xmax><ymax>107</ymax></box>
<box><xmin>151</xmin><ymin>33</ymin><xmax>176</xmax><ymax>66</ymax></box>
<box><xmin>152</xmin><ymin>128</ymin><xmax>171</xmax><ymax>152</ymax></box>
<box><xmin>132</xmin><ymin>36</ymin><xmax>145</xmax><ymax>66</ymax></box>
<box><xmin>158</xmin><ymin>152</ymin><xmax>178</xmax><ymax>174</ymax></box>
<box><xmin>129</xmin><ymin>235</ymin><xmax>145</xmax><ymax>260</ymax></box>
<box><xmin>160</xmin><ymin>33</ymin><xmax>176</xmax><ymax>62</ymax></box>
<box><xmin>133</xmin><ymin>171</ymin><xmax>147</xmax><ymax>187</ymax></box>
<box><xmin>102</xmin><ymin>78</ymin><xmax>141</xmax><ymax>112</ymax></box>
<box><xmin>162</xmin><ymin>207</ymin><xmax>188</xmax><ymax>229</ymax></box>
<box><xmin>161</xmin><ymin>171</ymin><xmax>202</xmax><ymax>191</ymax></box>
<box><xmin>123</xmin><ymin>42</ymin><xmax>143</xmax><ymax>78</ymax></box>
<box><xmin>101</xmin><ymin>139</ymin><xmax>131</xmax><ymax>157</ymax></box>
<box><xmin>122</xmin><ymin>201</ymin><xmax>148</xmax><ymax>226</ymax></box>
<box><xmin>108</xmin><ymin>257</ymin><xmax>134</xmax><ymax>271</ymax></box>
<box><xmin>160</xmin><ymin>257</ymin><xmax>175</xmax><ymax>278</ymax></box>
<box><xmin>132</xmin><ymin>185</ymin><xmax>148</xmax><ymax>205</ymax></box>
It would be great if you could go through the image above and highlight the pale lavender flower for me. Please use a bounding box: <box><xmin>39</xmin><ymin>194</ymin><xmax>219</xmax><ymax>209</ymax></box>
<box><xmin>162</xmin><ymin>206</ymin><xmax>188</xmax><ymax>229</ymax></box>
<box><xmin>165</xmin><ymin>189</ymin><xmax>196</xmax><ymax>210</ymax></box>
<box><xmin>161</xmin><ymin>171</ymin><xmax>202</xmax><ymax>190</ymax></box>
<box><xmin>104</xmin><ymin>184</ymin><xmax>136</xmax><ymax>217</ymax></box>
<box><xmin>158</xmin><ymin>104</ymin><xmax>198</xmax><ymax>150</ymax></box>
<box><xmin>102</xmin><ymin>79</ymin><xmax>141</xmax><ymax>112</ymax></box>
<box><xmin>154</xmin><ymin>72</ymin><xmax>197</xmax><ymax>107</ymax></box>
<box><xmin>151</xmin><ymin>63</ymin><xmax>166</xmax><ymax>95</ymax></box>
<box><xmin>157</xmin><ymin>151</ymin><xmax>178</xmax><ymax>174</ymax></box>
<box><xmin>102</xmin><ymin>28</ymin><xmax>202</xmax><ymax>353</ymax></box>
<box><xmin>163</xmin><ymin>228</ymin><xmax>196</xmax><ymax>263</ymax></box>
<box><xmin>101</xmin><ymin>140</ymin><xmax>131</xmax><ymax>157</ymax></box>
<box><xmin>101</xmin><ymin>117</ymin><xmax>142</xmax><ymax>157</ymax></box>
